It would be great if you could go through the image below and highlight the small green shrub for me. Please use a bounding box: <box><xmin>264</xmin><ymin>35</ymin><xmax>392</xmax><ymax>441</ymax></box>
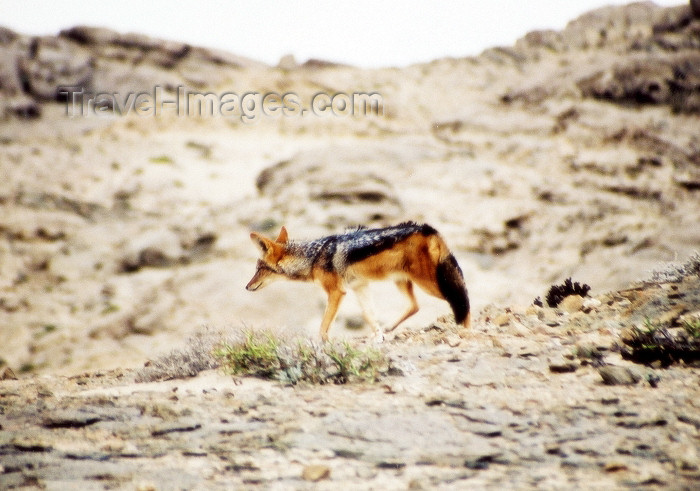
<box><xmin>683</xmin><ymin>318</ymin><xmax>700</xmax><ymax>339</ymax></box>
<box><xmin>214</xmin><ymin>331</ymin><xmax>281</xmax><ymax>378</ymax></box>
<box><xmin>214</xmin><ymin>330</ymin><xmax>390</xmax><ymax>385</ymax></box>
<box><xmin>324</xmin><ymin>341</ymin><xmax>384</xmax><ymax>384</ymax></box>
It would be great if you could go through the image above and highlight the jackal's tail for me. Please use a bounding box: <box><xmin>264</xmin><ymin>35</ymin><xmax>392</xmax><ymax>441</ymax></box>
<box><xmin>436</xmin><ymin>253</ymin><xmax>471</xmax><ymax>328</ymax></box>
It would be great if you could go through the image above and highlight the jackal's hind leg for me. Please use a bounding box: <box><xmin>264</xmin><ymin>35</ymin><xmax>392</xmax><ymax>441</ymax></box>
<box><xmin>352</xmin><ymin>283</ymin><xmax>384</xmax><ymax>343</ymax></box>
<box><xmin>388</xmin><ymin>279</ymin><xmax>419</xmax><ymax>332</ymax></box>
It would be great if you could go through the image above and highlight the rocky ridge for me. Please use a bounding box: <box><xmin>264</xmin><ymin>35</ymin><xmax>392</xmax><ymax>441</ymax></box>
<box><xmin>0</xmin><ymin>25</ymin><xmax>265</xmax><ymax>118</ymax></box>
<box><xmin>1</xmin><ymin>267</ymin><xmax>699</xmax><ymax>489</ymax></box>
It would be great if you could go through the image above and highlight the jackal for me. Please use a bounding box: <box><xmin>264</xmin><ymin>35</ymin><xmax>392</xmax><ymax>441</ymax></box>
<box><xmin>246</xmin><ymin>222</ymin><xmax>470</xmax><ymax>341</ymax></box>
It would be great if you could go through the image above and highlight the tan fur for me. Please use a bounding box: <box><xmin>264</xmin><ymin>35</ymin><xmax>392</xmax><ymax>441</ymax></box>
<box><xmin>346</xmin><ymin>234</ymin><xmax>446</xmax><ymax>297</ymax></box>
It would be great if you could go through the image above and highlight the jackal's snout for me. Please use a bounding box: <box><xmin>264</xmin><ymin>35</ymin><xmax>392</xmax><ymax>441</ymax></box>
<box><xmin>245</xmin><ymin>270</ymin><xmax>264</xmax><ymax>291</ymax></box>
<box><xmin>246</xmin><ymin>259</ymin><xmax>276</xmax><ymax>291</ymax></box>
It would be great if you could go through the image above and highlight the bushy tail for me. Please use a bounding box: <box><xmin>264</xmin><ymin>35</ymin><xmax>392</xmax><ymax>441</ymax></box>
<box><xmin>436</xmin><ymin>253</ymin><xmax>471</xmax><ymax>328</ymax></box>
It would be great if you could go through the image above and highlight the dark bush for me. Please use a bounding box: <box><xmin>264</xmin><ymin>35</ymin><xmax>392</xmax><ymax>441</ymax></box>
<box><xmin>544</xmin><ymin>278</ymin><xmax>591</xmax><ymax>308</ymax></box>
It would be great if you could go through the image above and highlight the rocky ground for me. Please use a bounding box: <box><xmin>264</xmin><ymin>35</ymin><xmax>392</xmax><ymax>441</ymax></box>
<box><xmin>1</xmin><ymin>268</ymin><xmax>699</xmax><ymax>489</ymax></box>
<box><xmin>1</xmin><ymin>2</ymin><xmax>699</xmax><ymax>489</ymax></box>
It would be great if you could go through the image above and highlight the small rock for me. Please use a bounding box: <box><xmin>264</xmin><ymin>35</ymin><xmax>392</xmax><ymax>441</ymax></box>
<box><xmin>11</xmin><ymin>434</ymin><xmax>53</xmax><ymax>452</ymax></box>
<box><xmin>598</xmin><ymin>366</ymin><xmax>641</xmax><ymax>385</ymax></box>
<box><xmin>151</xmin><ymin>420</ymin><xmax>202</xmax><ymax>436</ymax></box>
<box><xmin>42</xmin><ymin>410</ymin><xmax>101</xmax><ymax>428</ymax></box>
<box><xmin>424</xmin><ymin>394</ymin><xmax>449</xmax><ymax>406</ymax></box>
<box><xmin>494</xmin><ymin>313</ymin><xmax>511</xmax><ymax>326</ymax></box>
<box><xmin>464</xmin><ymin>452</ymin><xmax>501</xmax><ymax>470</ymax></box>
<box><xmin>517</xmin><ymin>344</ymin><xmax>540</xmax><ymax>358</ymax></box>
<box><xmin>549</xmin><ymin>359</ymin><xmax>579</xmax><ymax>373</ymax></box>
<box><xmin>582</xmin><ymin>297</ymin><xmax>602</xmax><ymax>312</ymax></box>
<box><xmin>446</xmin><ymin>334</ymin><xmax>461</xmax><ymax>347</ymax></box>
<box><xmin>509</xmin><ymin>321</ymin><xmax>531</xmax><ymax>337</ymax></box>
<box><xmin>669</xmin><ymin>443</ymin><xmax>699</xmax><ymax>471</ymax></box>
<box><xmin>525</xmin><ymin>305</ymin><xmax>541</xmax><ymax>316</ymax></box>
<box><xmin>604</xmin><ymin>461</ymin><xmax>629</xmax><ymax>472</ymax></box>
<box><xmin>302</xmin><ymin>464</ymin><xmax>331</xmax><ymax>481</ymax></box>
<box><xmin>646</xmin><ymin>372</ymin><xmax>660</xmax><ymax>388</ymax></box>
<box><xmin>277</xmin><ymin>53</ymin><xmax>297</xmax><ymax>70</ymax></box>
<box><xmin>676</xmin><ymin>412</ymin><xmax>700</xmax><ymax>430</ymax></box>
<box><xmin>559</xmin><ymin>295</ymin><xmax>585</xmax><ymax>313</ymax></box>
<box><xmin>470</xmin><ymin>425</ymin><xmax>503</xmax><ymax>438</ymax></box>
<box><xmin>0</xmin><ymin>366</ymin><xmax>17</xmax><ymax>380</ymax></box>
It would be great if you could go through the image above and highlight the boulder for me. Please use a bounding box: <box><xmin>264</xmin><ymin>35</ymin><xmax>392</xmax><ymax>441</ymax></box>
<box><xmin>17</xmin><ymin>36</ymin><xmax>93</xmax><ymax>101</ymax></box>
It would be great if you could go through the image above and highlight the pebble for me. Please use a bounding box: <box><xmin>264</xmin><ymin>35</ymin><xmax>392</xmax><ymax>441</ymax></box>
<box><xmin>598</xmin><ymin>366</ymin><xmax>641</xmax><ymax>385</ymax></box>
<box><xmin>0</xmin><ymin>366</ymin><xmax>17</xmax><ymax>380</ymax></box>
<box><xmin>302</xmin><ymin>464</ymin><xmax>331</xmax><ymax>481</ymax></box>
<box><xmin>559</xmin><ymin>295</ymin><xmax>585</xmax><ymax>314</ymax></box>
<box><xmin>548</xmin><ymin>359</ymin><xmax>579</xmax><ymax>373</ymax></box>
<box><xmin>582</xmin><ymin>298</ymin><xmax>602</xmax><ymax>311</ymax></box>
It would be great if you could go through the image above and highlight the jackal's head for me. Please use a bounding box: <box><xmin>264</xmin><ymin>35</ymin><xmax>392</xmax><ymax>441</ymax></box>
<box><xmin>246</xmin><ymin>226</ymin><xmax>289</xmax><ymax>291</ymax></box>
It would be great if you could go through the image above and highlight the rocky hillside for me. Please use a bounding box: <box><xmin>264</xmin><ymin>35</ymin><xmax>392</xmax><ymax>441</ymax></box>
<box><xmin>0</xmin><ymin>5</ymin><xmax>699</xmax><ymax>356</ymax></box>
<box><xmin>2</xmin><ymin>2</ymin><xmax>698</xmax><ymax>375</ymax></box>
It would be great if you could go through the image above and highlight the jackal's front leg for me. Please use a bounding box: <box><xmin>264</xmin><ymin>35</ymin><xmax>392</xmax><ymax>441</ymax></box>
<box><xmin>320</xmin><ymin>289</ymin><xmax>345</xmax><ymax>342</ymax></box>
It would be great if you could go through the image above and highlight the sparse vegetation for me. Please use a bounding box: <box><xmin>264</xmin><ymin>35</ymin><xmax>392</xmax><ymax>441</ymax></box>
<box><xmin>148</xmin><ymin>155</ymin><xmax>174</xmax><ymax>165</ymax></box>
<box><xmin>101</xmin><ymin>303</ymin><xmax>119</xmax><ymax>315</ymax></box>
<box><xmin>135</xmin><ymin>328</ymin><xmax>392</xmax><ymax>385</ymax></box>
<box><xmin>214</xmin><ymin>329</ymin><xmax>390</xmax><ymax>385</ymax></box>
<box><xmin>683</xmin><ymin>318</ymin><xmax>700</xmax><ymax>339</ymax></box>
<box><xmin>617</xmin><ymin>319</ymin><xmax>700</xmax><ymax>368</ymax></box>
<box><xmin>19</xmin><ymin>363</ymin><xmax>37</xmax><ymax>373</ymax></box>
<box><xmin>135</xmin><ymin>331</ymin><xmax>222</xmax><ymax>382</ymax></box>
<box><xmin>185</xmin><ymin>140</ymin><xmax>213</xmax><ymax>159</ymax></box>
<box><xmin>649</xmin><ymin>252</ymin><xmax>700</xmax><ymax>283</ymax></box>
<box><xmin>214</xmin><ymin>330</ymin><xmax>281</xmax><ymax>378</ymax></box>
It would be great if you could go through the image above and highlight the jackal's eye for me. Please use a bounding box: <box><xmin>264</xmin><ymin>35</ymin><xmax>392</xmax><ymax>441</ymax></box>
<box><xmin>257</xmin><ymin>259</ymin><xmax>282</xmax><ymax>274</ymax></box>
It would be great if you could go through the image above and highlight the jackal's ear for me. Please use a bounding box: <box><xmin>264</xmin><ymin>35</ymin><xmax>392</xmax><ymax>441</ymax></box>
<box><xmin>250</xmin><ymin>232</ymin><xmax>275</xmax><ymax>255</ymax></box>
<box><xmin>275</xmin><ymin>226</ymin><xmax>288</xmax><ymax>244</ymax></box>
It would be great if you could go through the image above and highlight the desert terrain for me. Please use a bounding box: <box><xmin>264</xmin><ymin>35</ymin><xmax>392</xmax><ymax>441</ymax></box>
<box><xmin>1</xmin><ymin>2</ymin><xmax>699</xmax><ymax>489</ymax></box>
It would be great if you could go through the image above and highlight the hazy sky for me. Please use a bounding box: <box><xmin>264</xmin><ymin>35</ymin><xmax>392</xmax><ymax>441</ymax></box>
<box><xmin>1</xmin><ymin>1</ymin><xmax>684</xmax><ymax>67</ymax></box>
